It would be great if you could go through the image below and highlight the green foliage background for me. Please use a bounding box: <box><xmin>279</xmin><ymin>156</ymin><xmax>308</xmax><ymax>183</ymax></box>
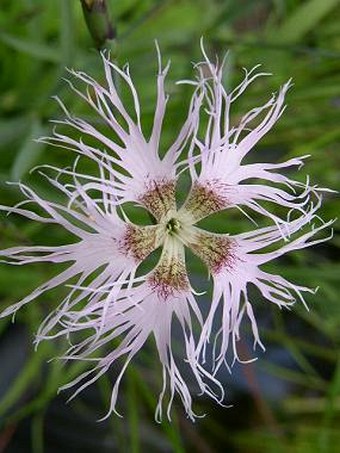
<box><xmin>0</xmin><ymin>1</ymin><xmax>339</xmax><ymax>452</ymax></box>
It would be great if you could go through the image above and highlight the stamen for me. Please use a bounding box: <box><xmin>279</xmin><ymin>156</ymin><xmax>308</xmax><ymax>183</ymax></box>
<box><xmin>166</xmin><ymin>218</ymin><xmax>181</xmax><ymax>234</ymax></box>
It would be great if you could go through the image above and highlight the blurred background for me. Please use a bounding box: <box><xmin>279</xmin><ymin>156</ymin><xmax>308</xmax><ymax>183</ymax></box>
<box><xmin>0</xmin><ymin>1</ymin><xmax>340</xmax><ymax>452</ymax></box>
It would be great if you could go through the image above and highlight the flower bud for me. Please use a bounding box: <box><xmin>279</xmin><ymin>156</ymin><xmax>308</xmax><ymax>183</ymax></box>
<box><xmin>80</xmin><ymin>0</ymin><xmax>116</xmax><ymax>49</ymax></box>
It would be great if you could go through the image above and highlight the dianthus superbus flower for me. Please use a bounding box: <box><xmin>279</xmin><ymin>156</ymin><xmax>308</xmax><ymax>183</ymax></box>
<box><xmin>0</xmin><ymin>45</ymin><xmax>332</xmax><ymax>421</ymax></box>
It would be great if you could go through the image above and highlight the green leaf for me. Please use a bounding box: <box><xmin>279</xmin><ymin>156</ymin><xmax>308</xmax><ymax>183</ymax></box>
<box><xmin>0</xmin><ymin>32</ymin><xmax>60</xmax><ymax>63</ymax></box>
<box><xmin>271</xmin><ymin>0</ymin><xmax>340</xmax><ymax>44</ymax></box>
<box><xmin>0</xmin><ymin>117</ymin><xmax>29</xmax><ymax>148</ymax></box>
<box><xmin>10</xmin><ymin>118</ymin><xmax>46</xmax><ymax>181</ymax></box>
<box><xmin>318</xmin><ymin>355</ymin><xmax>340</xmax><ymax>452</ymax></box>
<box><xmin>60</xmin><ymin>0</ymin><xmax>76</xmax><ymax>66</ymax></box>
<box><xmin>0</xmin><ymin>342</ymin><xmax>51</xmax><ymax>417</ymax></box>
<box><xmin>127</xmin><ymin>370</ymin><xmax>140</xmax><ymax>453</ymax></box>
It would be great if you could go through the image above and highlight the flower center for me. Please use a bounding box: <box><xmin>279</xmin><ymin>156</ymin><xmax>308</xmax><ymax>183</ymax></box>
<box><xmin>161</xmin><ymin>209</ymin><xmax>196</xmax><ymax>245</ymax></box>
<box><xmin>166</xmin><ymin>217</ymin><xmax>181</xmax><ymax>234</ymax></box>
<box><xmin>121</xmin><ymin>180</ymin><xmax>237</xmax><ymax>298</ymax></box>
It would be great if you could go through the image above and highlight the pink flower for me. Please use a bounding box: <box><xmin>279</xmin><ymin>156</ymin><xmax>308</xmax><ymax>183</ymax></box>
<box><xmin>0</xmin><ymin>45</ymin><xmax>332</xmax><ymax>421</ymax></box>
